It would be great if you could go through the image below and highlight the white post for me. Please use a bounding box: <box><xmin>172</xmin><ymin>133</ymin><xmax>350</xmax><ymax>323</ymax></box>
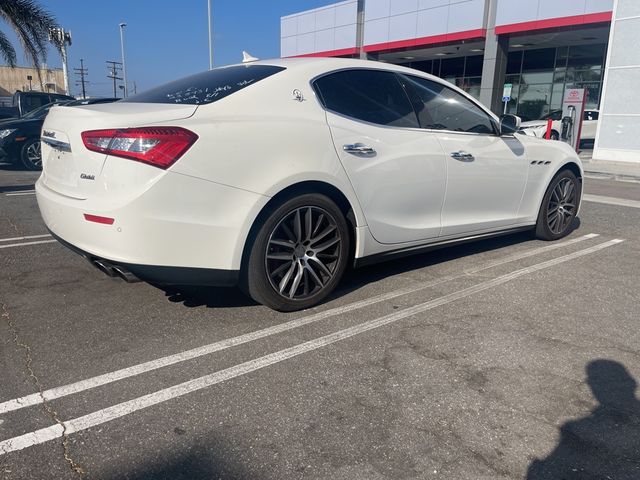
<box><xmin>61</xmin><ymin>43</ymin><xmax>70</xmax><ymax>95</ymax></box>
<box><xmin>50</xmin><ymin>28</ymin><xmax>71</xmax><ymax>95</ymax></box>
<box><xmin>208</xmin><ymin>0</ymin><xmax>214</xmax><ymax>69</ymax></box>
<box><xmin>119</xmin><ymin>23</ymin><xmax>128</xmax><ymax>98</ymax></box>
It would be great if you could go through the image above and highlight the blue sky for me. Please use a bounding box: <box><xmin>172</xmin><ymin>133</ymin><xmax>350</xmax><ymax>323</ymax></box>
<box><xmin>3</xmin><ymin>1</ymin><xmax>331</xmax><ymax>97</ymax></box>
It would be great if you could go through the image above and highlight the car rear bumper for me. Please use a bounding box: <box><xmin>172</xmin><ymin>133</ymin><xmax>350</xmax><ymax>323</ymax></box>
<box><xmin>36</xmin><ymin>170</ymin><xmax>269</xmax><ymax>283</ymax></box>
<box><xmin>49</xmin><ymin>229</ymin><xmax>239</xmax><ymax>286</ymax></box>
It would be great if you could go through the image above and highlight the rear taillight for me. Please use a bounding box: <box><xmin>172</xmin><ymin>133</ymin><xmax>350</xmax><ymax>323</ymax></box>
<box><xmin>81</xmin><ymin>127</ymin><xmax>198</xmax><ymax>169</ymax></box>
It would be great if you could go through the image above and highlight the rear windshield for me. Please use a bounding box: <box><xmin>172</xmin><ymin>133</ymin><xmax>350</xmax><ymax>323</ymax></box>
<box><xmin>122</xmin><ymin>65</ymin><xmax>286</xmax><ymax>105</ymax></box>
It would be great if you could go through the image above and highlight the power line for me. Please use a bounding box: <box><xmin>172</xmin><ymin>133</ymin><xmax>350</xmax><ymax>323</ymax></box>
<box><xmin>73</xmin><ymin>58</ymin><xmax>88</xmax><ymax>99</ymax></box>
<box><xmin>106</xmin><ymin>60</ymin><xmax>123</xmax><ymax>98</ymax></box>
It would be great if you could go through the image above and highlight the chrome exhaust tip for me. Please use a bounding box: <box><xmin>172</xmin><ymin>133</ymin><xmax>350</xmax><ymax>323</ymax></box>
<box><xmin>92</xmin><ymin>259</ymin><xmax>118</xmax><ymax>277</ymax></box>
<box><xmin>112</xmin><ymin>265</ymin><xmax>141</xmax><ymax>283</ymax></box>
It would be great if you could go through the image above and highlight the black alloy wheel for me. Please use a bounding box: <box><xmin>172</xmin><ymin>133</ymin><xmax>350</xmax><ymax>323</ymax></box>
<box><xmin>536</xmin><ymin>169</ymin><xmax>581</xmax><ymax>240</ymax></box>
<box><xmin>265</xmin><ymin>206</ymin><xmax>342</xmax><ymax>300</ymax></box>
<box><xmin>242</xmin><ymin>193</ymin><xmax>350</xmax><ymax>311</ymax></box>
<box><xmin>20</xmin><ymin>138</ymin><xmax>42</xmax><ymax>171</ymax></box>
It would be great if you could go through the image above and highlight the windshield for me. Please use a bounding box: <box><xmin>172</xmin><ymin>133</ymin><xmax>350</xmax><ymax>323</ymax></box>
<box><xmin>541</xmin><ymin>110</ymin><xmax>562</xmax><ymax>121</ymax></box>
<box><xmin>121</xmin><ymin>65</ymin><xmax>285</xmax><ymax>105</ymax></box>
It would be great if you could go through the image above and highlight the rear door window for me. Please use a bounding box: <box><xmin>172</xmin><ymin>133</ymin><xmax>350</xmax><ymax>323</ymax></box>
<box><xmin>400</xmin><ymin>74</ymin><xmax>496</xmax><ymax>134</ymax></box>
<box><xmin>122</xmin><ymin>65</ymin><xmax>286</xmax><ymax>105</ymax></box>
<box><xmin>313</xmin><ymin>69</ymin><xmax>419</xmax><ymax>128</ymax></box>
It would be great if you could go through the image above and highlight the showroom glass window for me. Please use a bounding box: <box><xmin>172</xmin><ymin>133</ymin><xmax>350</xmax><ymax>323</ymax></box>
<box><xmin>313</xmin><ymin>69</ymin><xmax>419</xmax><ymax>128</ymax></box>
<box><xmin>402</xmin><ymin>55</ymin><xmax>484</xmax><ymax>100</ymax></box>
<box><xmin>400</xmin><ymin>74</ymin><xmax>495</xmax><ymax>134</ymax></box>
<box><xmin>504</xmin><ymin>44</ymin><xmax>606</xmax><ymax>119</ymax></box>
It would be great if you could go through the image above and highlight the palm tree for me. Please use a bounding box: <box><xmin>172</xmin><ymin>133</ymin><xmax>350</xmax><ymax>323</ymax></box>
<box><xmin>0</xmin><ymin>0</ymin><xmax>60</xmax><ymax>77</ymax></box>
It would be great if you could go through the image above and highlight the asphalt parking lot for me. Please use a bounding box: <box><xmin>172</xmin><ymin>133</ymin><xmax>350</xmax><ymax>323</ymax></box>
<box><xmin>1</xmin><ymin>165</ymin><xmax>639</xmax><ymax>480</ymax></box>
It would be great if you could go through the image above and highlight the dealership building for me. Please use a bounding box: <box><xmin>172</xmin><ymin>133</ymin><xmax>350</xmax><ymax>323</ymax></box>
<box><xmin>281</xmin><ymin>0</ymin><xmax>640</xmax><ymax>164</ymax></box>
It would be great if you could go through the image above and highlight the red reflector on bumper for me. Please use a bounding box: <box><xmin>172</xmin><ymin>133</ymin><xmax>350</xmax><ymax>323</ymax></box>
<box><xmin>84</xmin><ymin>214</ymin><xmax>115</xmax><ymax>225</ymax></box>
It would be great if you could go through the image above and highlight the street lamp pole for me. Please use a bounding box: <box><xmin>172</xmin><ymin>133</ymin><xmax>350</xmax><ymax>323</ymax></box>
<box><xmin>208</xmin><ymin>0</ymin><xmax>213</xmax><ymax>69</ymax></box>
<box><xmin>119</xmin><ymin>22</ymin><xmax>128</xmax><ymax>98</ymax></box>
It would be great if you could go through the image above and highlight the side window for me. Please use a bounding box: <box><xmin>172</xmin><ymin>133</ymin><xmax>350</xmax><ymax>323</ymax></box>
<box><xmin>22</xmin><ymin>96</ymin><xmax>48</xmax><ymax>115</ymax></box>
<box><xmin>400</xmin><ymin>74</ymin><xmax>495</xmax><ymax>134</ymax></box>
<box><xmin>313</xmin><ymin>70</ymin><xmax>419</xmax><ymax>128</ymax></box>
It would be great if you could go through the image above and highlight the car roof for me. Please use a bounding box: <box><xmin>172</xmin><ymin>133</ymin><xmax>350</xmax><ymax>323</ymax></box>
<box><xmin>233</xmin><ymin>57</ymin><xmax>500</xmax><ymax>120</ymax></box>
<box><xmin>237</xmin><ymin>56</ymin><xmax>444</xmax><ymax>78</ymax></box>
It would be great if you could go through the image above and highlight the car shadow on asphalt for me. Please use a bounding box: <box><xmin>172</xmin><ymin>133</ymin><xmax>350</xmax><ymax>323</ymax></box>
<box><xmin>338</xmin><ymin>230</ymin><xmax>539</xmax><ymax>296</ymax></box>
<box><xmin>527</xmin><ymin>359</ymin><xmax>640</xmax><ymax>479</ymax></box>
<box><xmin>161</xmin><ymin>285</ymin><xmax>259</xmax><ymax>309</ymax></box>
<box><xmin>157</xmin><ymin>228</ymin><xmax>562</xmax><ymax>310</ymax></box>
<box><xmin>102</xmin><ymin>435</ymin><xmax>254</xmax><ymax>480</ymax></box>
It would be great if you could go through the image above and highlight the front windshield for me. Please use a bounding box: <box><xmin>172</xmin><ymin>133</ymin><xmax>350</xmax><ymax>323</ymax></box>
<box><xmin>541</xmin><ymin>110</ymin><xmax>562</xmax><ymax>121</ymax></box>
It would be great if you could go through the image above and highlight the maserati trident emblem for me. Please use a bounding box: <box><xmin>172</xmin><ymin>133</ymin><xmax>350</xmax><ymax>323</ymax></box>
<box><xmin>292</xmin><ymin>89</ymin><xmax>304</xmax><ymax>102</ymax></box>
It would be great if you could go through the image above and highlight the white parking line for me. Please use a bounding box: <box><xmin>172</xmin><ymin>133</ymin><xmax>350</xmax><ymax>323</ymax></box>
<box><xmin>5</xmin><ymin>191</ymin><xmax>36</xmax><ymax>196</ymax></box>
<box><xmin>0</xmin><ymin>234</ymin><xmax>51</xmax><ymax>243</ymax></box>
<box><xmin>584</xmin><ymin>194</ymin><xmax>640</xmax><ymax>209</ymax></box>
<box><xmin>0</xmin><ymin>240</ymin><xmax>57</xmax><ymax>250</ymax></box>
<box><xmin>0</xmin><ymin>238</ymin><xmax>623</xmax><ymax>456</ymax></box>
<box><xmin>0</xmin><ymin>233</ymin><xmax>599</xmax><ymax>415</ymax></box>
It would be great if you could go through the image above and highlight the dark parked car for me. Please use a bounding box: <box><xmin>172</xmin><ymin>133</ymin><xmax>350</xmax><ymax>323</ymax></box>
<box><xmin>0</xmin><ymin>91</ymin><xmax>75</xmax><ymax>120</ymax></box>
<box><xmin>0</xmin><ymin>98</ymin><xmax>118</xmax><ymax>170</ymax></box>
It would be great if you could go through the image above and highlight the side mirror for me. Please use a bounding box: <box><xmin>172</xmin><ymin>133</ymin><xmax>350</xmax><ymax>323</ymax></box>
<box><xmin>500</xmin><ymin>114</ymin><xmax>521</xmax><ymax>135</ymax></box>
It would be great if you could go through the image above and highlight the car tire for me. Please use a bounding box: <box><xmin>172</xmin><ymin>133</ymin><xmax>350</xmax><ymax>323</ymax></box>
<box><xmin>549</xmin><ymin>130</ymin><xmax>560</xmax><ymax>141</ymax></box>
<box><xmin>241</xmin><ymin>193</ymin><xmax>350</xmax><ymax>312</ymax></box>
<box><xmin>20</xmin><ymin>138</ymin><xmax>42</xmax><ymax>171</ymax></box>
<box><xmin>535</xmin><ymin>169</ymin><xmax>581</xmax><ymax>241</ymax></box>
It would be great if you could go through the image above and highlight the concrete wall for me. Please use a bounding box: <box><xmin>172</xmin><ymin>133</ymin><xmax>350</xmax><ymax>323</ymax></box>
<box><xmin>281</xmin><ymin>0</ymin><xmax>487</xmax><ymax>57</ymax></box>
<box><xmin>281</xmin><ymin>0</ymin><xmax>614</xmax><ymax>57</ymax></box>
<box><xmin>495</xmin><ymin>0</ymin><xmax>613</xmax><ymax>30</ymax></box>
<box><xmin>280</xmin><ymin>0</ymin><xmax>358</xmax><ymax>57</ymax></box>
<box><xmin>0</xmin><ymin>66</ymin><xmax>65</xmax><ymax>97</ymax></box>
<box><xmin>594</xmin><ymin>0</ymin><xmax>640</xmax><ymax>163</ymax></box>
<box><xmin>363</xmin><ymin>0</ymin><xmax>486</xmax><ymax>50</ymax></box>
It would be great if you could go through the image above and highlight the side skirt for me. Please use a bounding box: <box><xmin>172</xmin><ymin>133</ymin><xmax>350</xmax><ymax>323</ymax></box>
<box><xmin>354</xmin><ymin>225</ymin><xmax>535</xmax><ymax>269</ymax></box>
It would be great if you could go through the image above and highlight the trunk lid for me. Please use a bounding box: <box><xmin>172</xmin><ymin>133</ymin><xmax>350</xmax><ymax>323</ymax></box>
<box><xmin>40</xmin><ymin>102</ymin><xmax>197</xmax><ymax>199</ymax></box>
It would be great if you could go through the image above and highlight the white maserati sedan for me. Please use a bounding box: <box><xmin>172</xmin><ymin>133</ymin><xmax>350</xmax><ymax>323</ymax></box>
<box><xmin>519</xmin><ymin>109</ymin><xmax>599</xmax><ymax>142</ymax></box>
<box><xmin>36</xmin><ymin>58</ymin><xmax>583</xmax><ymax>311</ymax></box>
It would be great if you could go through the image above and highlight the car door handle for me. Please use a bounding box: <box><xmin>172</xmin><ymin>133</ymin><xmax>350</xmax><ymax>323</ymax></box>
<box><xmin>450</xmin><ymin>151</ymin><xmax>475</xmax><ymax>162</ymax></box>
<box><xmin>343</xmin><ymin>143</ymin><xmax>376</xmax><ymax>156</ymax></box>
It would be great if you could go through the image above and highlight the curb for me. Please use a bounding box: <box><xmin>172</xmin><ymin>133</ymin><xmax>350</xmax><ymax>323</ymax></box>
<box><xmin>584</xmin><ymin>170</ymin><xmax>640</xmax><ymax>183</ymax></box>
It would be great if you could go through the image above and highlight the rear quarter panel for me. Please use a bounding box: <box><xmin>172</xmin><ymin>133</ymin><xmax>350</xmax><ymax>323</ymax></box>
<box><xmin>168</xmin><ymin>67</ymin><xmax>367</xmax><ymax>238</ymax></box>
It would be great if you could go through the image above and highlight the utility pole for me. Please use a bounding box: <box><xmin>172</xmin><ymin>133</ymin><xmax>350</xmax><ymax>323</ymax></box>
<box><xmin>106</xmin><ymin>60</ymin><xmax>123</xmax><ymax>98</ymax></box>
<box><xmin>133</xmin><ymin>81</ymin><xmax>137</xmax><ymax>95</ymax></box>
<box><xmin>119</xmin><ymin>23</ymin><xmax>128</xmax><ymax>97</ymax></box>
<box><xmin>73</xmin><ymin>59</ymin><xmax>88</xmax><ymax>99</ymax></box>
<box><xmin>49</xmin><ymin>28</ymin><xmax>73</xmax><ymax>95</ymax></box>
<box><xmin>208</xmin><ymin>0</ymin><xmax>214</xmax><ymax>69</ymax></box>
